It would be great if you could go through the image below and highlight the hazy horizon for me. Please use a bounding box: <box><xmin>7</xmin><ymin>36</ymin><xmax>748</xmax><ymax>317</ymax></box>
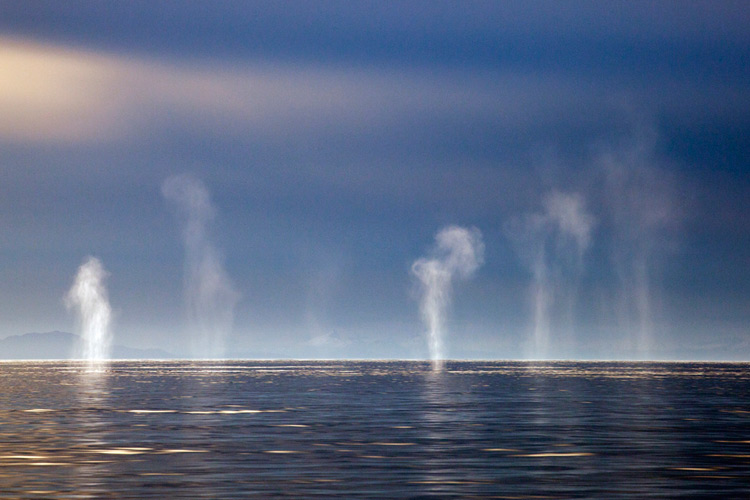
<box><xmin>3</xmin><ymin>330</ymin><xmax>750</xmax><ymax>363</ymax></box>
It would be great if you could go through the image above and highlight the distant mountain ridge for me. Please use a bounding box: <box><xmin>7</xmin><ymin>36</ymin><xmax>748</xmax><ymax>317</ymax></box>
<box><xmin>0</xmin><ymin>331</ymin><xmax>174</xmax><ymax>360</ymax></box>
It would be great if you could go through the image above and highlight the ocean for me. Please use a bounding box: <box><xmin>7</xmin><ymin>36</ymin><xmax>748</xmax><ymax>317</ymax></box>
<box><xmin>1</xmin><ymin>360</ymin><xmax>749</xmax><ymax>498</ymax></box>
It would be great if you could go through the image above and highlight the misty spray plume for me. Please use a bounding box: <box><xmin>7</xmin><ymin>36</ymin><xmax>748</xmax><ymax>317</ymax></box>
<box><xmin>602</xmin><ymin>149</ymin><xmax>675</xmax><ymax>358</ymax></box>
<box><xmin>508</xmin><ymin>191</ymin><xmax>594</xmax><ymax>359</ymax></box>
<box><xmin>162</xmin><ymin>174</ymin><xmax>239</xmax><ymax>358</ymax></box>
<box><xmin>411</xmin><ymin>225</ymin><xmax>484</xmax><ymax>370</ymax></box>
<box><xmin>66</xmin><ymin>256</ymin><xmax>112</xmax><ymax>366</ymax></box>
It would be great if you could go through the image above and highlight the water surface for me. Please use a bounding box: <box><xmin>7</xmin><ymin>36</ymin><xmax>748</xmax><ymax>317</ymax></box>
<box><xmin>1</xmin><ymin>360</ymin><xmax>749</xmax><ymax>498</ymax></box>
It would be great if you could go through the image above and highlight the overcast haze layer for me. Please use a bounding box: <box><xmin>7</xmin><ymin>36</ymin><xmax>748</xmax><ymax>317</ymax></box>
<box><xmin>0</xmin><ymin>1</ymin><xmax>748</xmax><ymax>360</ymax></box>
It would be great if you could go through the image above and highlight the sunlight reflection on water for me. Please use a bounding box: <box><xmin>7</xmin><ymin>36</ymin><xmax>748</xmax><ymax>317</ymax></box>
<box><xmin>0</xmin><ymin>360</ymin><xmax>749</xmax><ymax>498</ymax></box>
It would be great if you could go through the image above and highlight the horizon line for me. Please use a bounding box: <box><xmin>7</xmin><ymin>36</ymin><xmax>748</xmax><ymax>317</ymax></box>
<box><xmin>1</xmin><ymin>357</ymin><xmax>748</xmax><ymax>363</ymax></box>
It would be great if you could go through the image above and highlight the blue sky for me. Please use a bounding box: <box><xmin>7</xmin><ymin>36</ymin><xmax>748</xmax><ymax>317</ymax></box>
<box><xmin>0</xmin><ymin>1</ymin><xmax>748</xmax><ymax>359</ymax></box>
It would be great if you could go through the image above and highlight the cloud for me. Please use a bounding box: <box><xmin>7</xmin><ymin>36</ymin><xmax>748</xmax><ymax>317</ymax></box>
<box><xmin>0</xmin><ymin>35</ymin><xmax>685</xmax><ymax>147</ymax></box>
<box><xmin>0</xmin><ymin>38</ymin><xmax>126</xmax><ymax>142</ymax></box>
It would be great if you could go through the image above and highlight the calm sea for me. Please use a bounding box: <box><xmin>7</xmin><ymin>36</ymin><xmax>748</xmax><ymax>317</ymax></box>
<box><xmin>0</xmin><ymin>360</ymin><xmax>749</xmax><ymax>498</ymax></box>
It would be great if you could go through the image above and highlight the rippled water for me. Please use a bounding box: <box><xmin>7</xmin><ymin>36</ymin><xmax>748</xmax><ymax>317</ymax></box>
<box><xmin>1</xmin><ymin>360</ymin><xmax>749</xmax><ymax>498</ymax></box>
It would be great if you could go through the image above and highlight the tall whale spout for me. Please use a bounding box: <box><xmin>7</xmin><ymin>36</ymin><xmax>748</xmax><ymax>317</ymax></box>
<box><xmin>66</xmin><ymin>256</ymin><xmax>112</xmax><ymax>369</ymax></box>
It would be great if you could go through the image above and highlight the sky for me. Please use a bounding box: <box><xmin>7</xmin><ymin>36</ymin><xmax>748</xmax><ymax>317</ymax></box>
<box><xmin>0</xmin><ymin>1</ymin><xmax>748</xmax><ymax>360</ymax></box>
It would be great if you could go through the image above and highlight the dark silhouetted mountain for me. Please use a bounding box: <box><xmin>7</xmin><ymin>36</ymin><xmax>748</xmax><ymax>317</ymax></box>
<box><xmin>0</xmin><ymin>331</ymin><xmax>174</xmax><ymax>360</ymax></box>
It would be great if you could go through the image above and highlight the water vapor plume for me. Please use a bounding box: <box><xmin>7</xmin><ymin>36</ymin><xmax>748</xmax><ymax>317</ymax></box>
<box><xmin>162</xmin><ymin>174</ymin><xmax>239</xmax><ymax>358</ymax></box>
<box><xmin>508</xmin><ymin>191</ymin><xmax>595</xmax><ymax>358</ymax></box>
<box><xmin>602</xmin><ymin>148</ymin><xmax>676</xmax><ymax>358</ymax></box>
<box><xmin>65</xmin><ymin>256</ymin><xmax>112</xmax><ymax>366</ymax></box>
<box><xmin>411</xmin><ymin>225</ymin><xmax>484</xmax><ymax>370</ymax></box>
